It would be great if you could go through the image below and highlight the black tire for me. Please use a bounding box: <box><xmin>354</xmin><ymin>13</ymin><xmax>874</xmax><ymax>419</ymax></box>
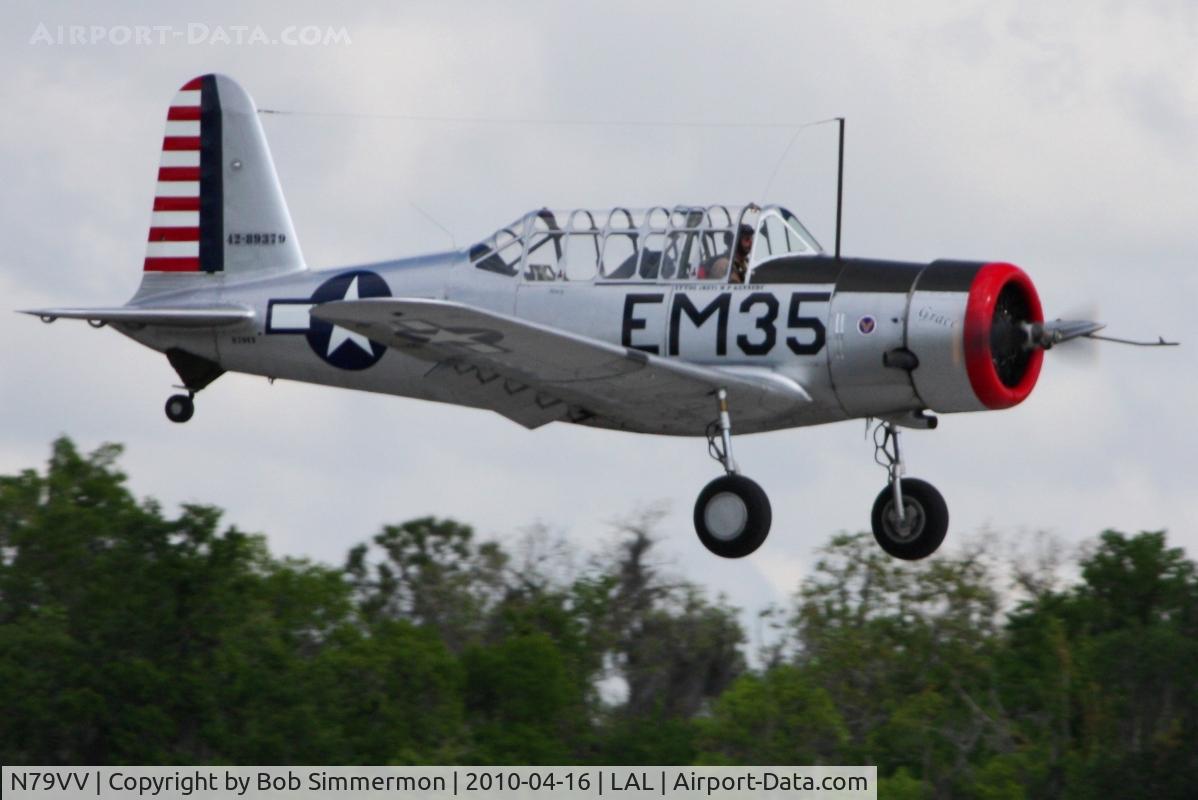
<box><xmin>871</xmin><ymin>478</ymin><xmax>948</xmax><ymax>560</ymax></box>
<box><xmin>694</xmin><ymin>474</ymin><xmax>772</xmax><ymax>558</ymax></box>
<box><xmin>165</xmin><ymin>394</ymin><xmax>194</xmax><ymax>423</ymax></box>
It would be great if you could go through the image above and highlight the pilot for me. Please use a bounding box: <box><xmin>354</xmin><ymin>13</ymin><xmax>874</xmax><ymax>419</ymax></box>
<box><xmin>728</xmin><ymin>224</ymin><xmax>753</xmax><ymax>284</ymax></box>
<box><xmin>699</xmin><ymin>224</ymin><xmax>754</xmax><ymax>283</ymax></box>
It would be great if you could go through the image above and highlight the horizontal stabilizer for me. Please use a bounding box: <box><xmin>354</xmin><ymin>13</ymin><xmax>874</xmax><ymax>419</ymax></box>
<box><xmin>20</xmin><ymin>306</ymin><xmax>254</xmax><ymax>328</ymax></box>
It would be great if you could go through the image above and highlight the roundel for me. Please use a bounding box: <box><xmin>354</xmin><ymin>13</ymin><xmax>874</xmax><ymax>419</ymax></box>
<box><xmin>306</xmin><ymin>270</ymin><xmax>392</xmax><ymax>370</ymax></box>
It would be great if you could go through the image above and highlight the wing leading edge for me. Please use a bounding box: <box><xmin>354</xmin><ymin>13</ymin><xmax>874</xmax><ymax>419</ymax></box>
<box><xmin>312</xmin><ymin>297</ymin><xmax>810</xmax><ymax>433</ymax></box>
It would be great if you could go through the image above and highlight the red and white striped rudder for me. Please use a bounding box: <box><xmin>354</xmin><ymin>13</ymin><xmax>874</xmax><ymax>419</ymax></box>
<box><xmin>143</xmin><ymin>74</ymin><xmax>304</xmax><ymax>284</ymax></box>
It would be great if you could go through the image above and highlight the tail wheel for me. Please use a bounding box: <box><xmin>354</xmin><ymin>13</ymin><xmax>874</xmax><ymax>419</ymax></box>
<box><xmin>165</xmin><ymin>394</ymin><xmax>194</xmax><ymax>424</ymax></box>
<box><xmin>694</xmin><ymin>475</ymin><xmax>772</xmax><ymax>559</ymax></box>
<box><xmin>871</xmin><ymin>478</ymin><xmax>948</xmax><ymax>560</ymax></box>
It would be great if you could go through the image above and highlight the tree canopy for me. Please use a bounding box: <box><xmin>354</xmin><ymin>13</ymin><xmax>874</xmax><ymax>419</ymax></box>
<box><xmin>2</xmin><ymin>438</ymin><xmax>1195</xmax><ymax>797</ymax></box>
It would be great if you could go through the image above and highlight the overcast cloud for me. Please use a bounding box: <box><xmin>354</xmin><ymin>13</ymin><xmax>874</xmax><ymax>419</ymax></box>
<box><xmin>2</xmin><ymin>1</ymin><xmax>1195</xmax><ymax>631</ymax></box>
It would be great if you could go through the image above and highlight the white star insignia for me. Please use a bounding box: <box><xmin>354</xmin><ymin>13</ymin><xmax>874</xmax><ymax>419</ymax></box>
<box><xmin>325</xmin><ymin>277</ymin><xmax>376</xmax><ymax>357</ymax></box>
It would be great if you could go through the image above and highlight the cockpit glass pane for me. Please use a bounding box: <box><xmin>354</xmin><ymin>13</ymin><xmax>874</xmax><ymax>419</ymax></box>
<box><xmin>779</xmin><ymin>208</ymin><xmax>822</xmax><ymax>254</ymax></box>
<box><xmin>601</xmin><ymin>232</ymin><xmax>638</xmax><ymax>278</ymax></box>
<box><xmin>750</xmin><ymin>208</ymin><xmax>822</xmax><ymax>267</ymax></box>
<box><xmin>647</xmin><ymin>207</ymin><xmax>670</xmax><ymax>230</ymax></box>
<box><xmin>639</xmin><ymin>232</ymin><xmax>670</xmax><ymax>280</ymax></box>
<box><xmin>524</xmin><ymin>211</ymin><xmax>562</xmax><ymax>281</ymax></box>
<box><xmin>564</xmin><ymin>231</ymin><xmax>598</xmax><ymax>281</ymax></box>
<box><xmin>471</xmin><ymin>221</ymin><xmax>523</xmax><ymax>276</ymax></box>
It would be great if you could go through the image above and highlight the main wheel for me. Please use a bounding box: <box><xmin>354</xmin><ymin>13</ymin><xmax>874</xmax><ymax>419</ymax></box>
<box><xmin>871</xmin><ymin>478</ymin><xmax>948</xmax><ymax>560</ymax></box>
<box><xmin>165</xmin><ymin>394</ymin><xmax>194</xmax><ymax>423</ymax></box>
<box><xmin>694</xmin><ymin>474</ymin><xmax>772</xmax><ymax>558</ymax></box>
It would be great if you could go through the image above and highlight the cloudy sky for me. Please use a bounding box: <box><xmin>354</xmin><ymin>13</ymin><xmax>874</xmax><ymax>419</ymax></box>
<box><xmin>3</xmin><ymin>1</ymin><xmax>1195</xmax><ymax>627</ymax></box>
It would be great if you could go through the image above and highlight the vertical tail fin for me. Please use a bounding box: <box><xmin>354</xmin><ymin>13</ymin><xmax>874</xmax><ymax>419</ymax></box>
<box><xmin>140</xmin><ymin>74</ymin><xmax>304</xmax><ymax>294</ymax></box>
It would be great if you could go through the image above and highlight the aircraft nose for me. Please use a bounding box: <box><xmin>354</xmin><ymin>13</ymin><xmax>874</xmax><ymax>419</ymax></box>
<box><xmin>963</xmin><ymin>262</ymin><xmax>1044</xmax><ymax>409</ymax></box>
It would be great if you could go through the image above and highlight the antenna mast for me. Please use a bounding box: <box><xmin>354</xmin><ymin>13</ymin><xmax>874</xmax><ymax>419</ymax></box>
<box><xmin>835</xmin><ymin>117</ymin><xmax>845</xmax><ymax>260</ymax></box>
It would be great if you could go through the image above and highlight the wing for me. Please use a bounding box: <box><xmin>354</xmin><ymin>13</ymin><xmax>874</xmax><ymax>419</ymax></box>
<box><xmin>20</xmin><ymin>306</ymin><xmax>253</xmax><ymax>328</ymax></box>
<box><xmin>312</xmin><ymin>297</ymin><xmax>810</xmax><ymax>433</ymax></box>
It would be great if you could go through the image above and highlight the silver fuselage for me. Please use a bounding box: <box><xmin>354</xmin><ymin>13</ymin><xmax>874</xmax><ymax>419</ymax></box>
<box><xmin>118</xmin><ymin>249</ymin><xmax>987</xmax><ymax>436</ymax></box>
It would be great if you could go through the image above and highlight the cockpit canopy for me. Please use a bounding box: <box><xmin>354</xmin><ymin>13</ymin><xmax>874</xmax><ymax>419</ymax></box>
<box><xmin>468</xmin><ymin>204</ymin><xmax>822</xmax><ymax>283</ymax></box>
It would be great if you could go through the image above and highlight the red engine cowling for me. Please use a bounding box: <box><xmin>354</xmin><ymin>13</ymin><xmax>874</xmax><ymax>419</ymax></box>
<box><xmin>907</xmin><ymin>262</ymin><xmax>1044</xmax><ymax>413</ymax></box>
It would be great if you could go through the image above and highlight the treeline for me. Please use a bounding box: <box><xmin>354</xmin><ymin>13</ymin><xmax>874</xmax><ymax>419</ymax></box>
<box><xmin>1</xmin><ymin>438</ymin><xmax>1196</xmax><ymax>798</ymax></box>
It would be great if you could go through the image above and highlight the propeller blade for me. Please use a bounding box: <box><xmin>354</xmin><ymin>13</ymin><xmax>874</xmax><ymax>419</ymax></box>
<box><xmin>1026</xmin><ymin>319</ymin><xmax>1179</xmax><ymax>350</ymax></box>
<box><xmin>1026</xmin><ymin>319</ymin><xmax>1105</xmax><ymax>350</ymax></box>
<box><xmin>1086</xmin><ymin>333</ymin><xmax>1180</xmax><ymax>347</ymax></box>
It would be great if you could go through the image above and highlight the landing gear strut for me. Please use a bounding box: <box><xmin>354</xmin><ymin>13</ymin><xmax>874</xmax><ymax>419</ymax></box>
<box><xmin>694</xmin><ymin>389</ymin><xmax>772</xmax><ymax>558</ymax></box>
<box><xmin>870</xmin><ymin>421</ymin><xmax>948</xmax><ymax>560</ymax></box>
<box><xmin>165</xmin><ymin>392</ymin><xmax>195</xmax><ymax>423</ymax></box>
<box><xmin>162</xmin><ymin>348</ymin><xmax>224</xmax><ymax>425</ymax></box>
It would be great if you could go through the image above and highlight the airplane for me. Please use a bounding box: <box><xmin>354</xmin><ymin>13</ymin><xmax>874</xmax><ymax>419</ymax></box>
<box><xmin>22</xmin><ymin>74</ymin><xmax>1175</xmax><ymax>561</ymax></box>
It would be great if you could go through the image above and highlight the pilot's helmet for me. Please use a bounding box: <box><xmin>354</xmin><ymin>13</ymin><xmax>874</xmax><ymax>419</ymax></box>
<box><xmin>737</xmin><ymin>224</ymin><xmax>754</xmax><ymax>243</ymax></box>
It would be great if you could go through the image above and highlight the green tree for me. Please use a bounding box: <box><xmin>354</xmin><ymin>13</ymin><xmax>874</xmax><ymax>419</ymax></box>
<box><xmin>306</xmin><ymin>620</ymin><xmax>465</xmax><ymax>764</ymax></box>
<box><xmin>603</xmin><ymin>517</ymin><xmax>745</xmax><ymax>720</ymax></box>
<box><xmin>0</xmin><ymin>438</ymin><xmax>460</xmax><ymax>764</ymax></box>
<box><xmin>7</xmin><ymin>436</ymin><xmax>1198</xmax><ymax>792</ymax></box>
<box><xmin>462</xmin><ymin>632</ymin><xmax>578</xmax><ymax>763</ymax></box>
<box><xmin>1002</xmin><ymin>531</ymin><xmax>1198</xmax><ymax>799</ymax></box>
<box><xmin>695</xmin><ymin>664</ymin><xmax>847</xmax><ymax>763</ymax></box>
<box><xmin>789</xmin><ymin>533</ymin><xmax>1013</xmax><ymax>796</ymax></box>
<box><xmin>345</xmin><ymin>517</ymin><xmax>508</xmax><ymax>651</ymax></box>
